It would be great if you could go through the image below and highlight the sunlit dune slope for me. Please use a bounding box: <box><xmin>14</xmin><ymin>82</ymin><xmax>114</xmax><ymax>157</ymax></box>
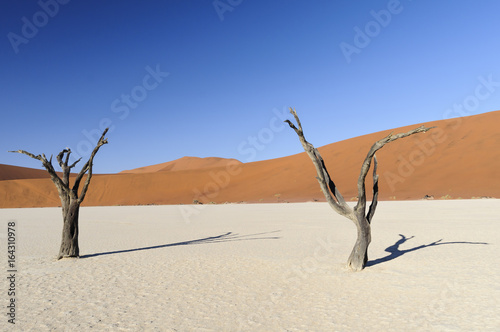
<box><xmin>1</xmin><ymin>111</ymin><xmax>499</xmax><ymax>208</ymax></box>
<box><xmin>0</xmin><ymin>164</ymin><xmax>54</xmax><ymax>181</ymax></box>
<box><xmin>120</xmin><ymin>156</ymin><xmax>243</xmax><ymax>173</ymax></box>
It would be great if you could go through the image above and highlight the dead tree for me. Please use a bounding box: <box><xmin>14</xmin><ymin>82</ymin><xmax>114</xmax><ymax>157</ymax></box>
<box><xmin>285</xmin><ymin>108</ymin><xmax>433</xmax><ymax>271</ymax></box>
<box><xmin>10</xmin><ymin>129</ymin><xmax>109</xmax><ymax>259</ymax></box>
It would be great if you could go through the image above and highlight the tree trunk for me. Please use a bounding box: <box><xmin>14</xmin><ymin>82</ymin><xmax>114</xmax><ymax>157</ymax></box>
<box><xmin>58</xmin><ymin>199</ymin><xmax>80</xmax><ymax>259</ymax></box>
<box><xmin>347</xmin><ymin>216</ymin><xmax>371</xmax><ymax>271</ymax></box>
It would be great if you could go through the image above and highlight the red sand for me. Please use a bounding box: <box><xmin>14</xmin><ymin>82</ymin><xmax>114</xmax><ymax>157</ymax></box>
<box><xmin>120</xmin><ymin>156</ymin><xmax>243</xmax><ymax>174</ymax></box>
<box><xmin>0</xmin><ymin>164</ymin><xmax>55</xmax><ymax>181</ymax></box>
<box><xmin>1</xmin><ymin>111</ymin><xmax>499</xmax><ymax>208</ymax></box>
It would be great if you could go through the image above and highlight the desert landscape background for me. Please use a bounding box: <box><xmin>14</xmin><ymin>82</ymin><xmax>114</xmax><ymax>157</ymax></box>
<box><xmin>3</xmin><ymin>2</ymin><xmax>500</xmax><ymax>331</ymax></box>
<box><xmin>1</xmin><ymin>111</ymin><xmax>499</xmax><ymax>208</ymax></box>
<box><xmin>2</xmin><ymin>112</ymin><xmax>499</xmax><ymax>330</ymax></box>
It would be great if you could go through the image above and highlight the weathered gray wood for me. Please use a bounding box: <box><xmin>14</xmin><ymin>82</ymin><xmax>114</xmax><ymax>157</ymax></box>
<box><xmin>9</xmin><ymin>128</ymin><xmax>109</xmax><ymax>259</ymax></box>
<box><xmin>58</xmin><ymin>199</ymin><xmax>80</xmax><ymax>258</ymax></box>
<box><xmin>285</xmin><ymin>109</ymin><xmax>354</xmax><ymax>220</ymax></box>
<box><xmin>286</xmin><ymin>108</ymin><xmax>434</xmax><ymax>271</ymax></box>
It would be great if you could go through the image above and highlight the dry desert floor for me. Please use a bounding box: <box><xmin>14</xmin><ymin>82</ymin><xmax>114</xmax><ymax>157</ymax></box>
<box><xmin>1</xmin><ymin>200</ymin><xmax>499</xmax><ymax>331</ymax></box>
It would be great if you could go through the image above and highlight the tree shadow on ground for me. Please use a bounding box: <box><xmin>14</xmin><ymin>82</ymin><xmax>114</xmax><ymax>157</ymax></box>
<box><xmin>81</xmin><ymin>230</ymin><xmax>281</xmax><ymax>259</ymax></box>
<box><xmin>366</xmin><ymin>234</ymin><xmax>488</xmax><ymax>267</ymax></box>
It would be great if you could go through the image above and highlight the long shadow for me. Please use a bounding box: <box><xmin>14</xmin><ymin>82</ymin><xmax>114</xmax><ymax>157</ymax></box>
<box><xmin>81</xmin><ymin>230</ymin><xmax>281</xmax><ymax>259</ymax></box>
<box><xmin>366</xmin><ymin>234</ymin><xmax>488</xmax><ymax>267</ymax></box>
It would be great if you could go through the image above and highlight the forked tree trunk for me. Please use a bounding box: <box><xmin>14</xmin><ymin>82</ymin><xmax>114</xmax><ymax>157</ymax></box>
<box><xmin>285</xmin><ymin>108</ymin><xmax>433</xmax><ymax>271</ymax></box>
<box><xmin>58</xmin><ymin>199</ymin><xmax>81</xmax><ymax>259</ymax></box>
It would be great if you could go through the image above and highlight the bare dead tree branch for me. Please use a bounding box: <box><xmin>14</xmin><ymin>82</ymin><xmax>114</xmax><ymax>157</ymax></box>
<box><xmin>354</xmin><ymin>125</ymin><xmax>435</xmax><ymax>221</ymax></box>
<box><xmin>285</xmin><ymin>108</ymin><xmax>354</xmax><ymax>219</ymax></box>
<box><xmin>9</xmin><ymin>149</ymin><xmax>69</xmax><ymax>193</ymax></box>
<box><xmin>64</xmin><ymin>149</ymin><xmax>71</xmax><ymax>167</ymax></box>
<box><xmin>366</xmin><ymin>155</ymin><xmax>378</xmax><ymax>223</ymax></box>
<box><xmin>56</xmin><ymin>149</ymin><xmax>70</xmax><ymax>186</ymax></box>
<box><xmin>77</xmin><ymin>128</ymin><xmax>109</xmax><ymax>203</ymax></box>
<box><xmin>69</xmin><ymin>157</ymin><xmax>82</xmax><ymax>169</ymax></box>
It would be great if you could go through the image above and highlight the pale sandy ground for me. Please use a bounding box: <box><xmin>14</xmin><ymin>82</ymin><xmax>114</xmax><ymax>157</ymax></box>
<box><xmin>1</xmin><ymin>200</ymin><xmax>499</xmax><ymax>331</ymax></box>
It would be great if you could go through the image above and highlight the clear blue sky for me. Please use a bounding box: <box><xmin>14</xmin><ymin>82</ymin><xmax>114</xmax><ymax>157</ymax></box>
<box><xmin>2</xmin><ymin>0</ymin><xmax>499</xmax><ymax>173</ymax></box>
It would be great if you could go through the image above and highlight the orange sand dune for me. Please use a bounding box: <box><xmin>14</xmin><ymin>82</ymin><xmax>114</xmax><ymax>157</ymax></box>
<box><xmin>120</xmin><ymin>156</ymin><xmax>243</xmax><ymax>173</ymax></box>
<box><xmin>1</xmin><ymin>111</ymin><xmax>499</xmax><ymax>208</ymax></box>
<box><xmin>0</xmin><ymin>163</ymin><xmax>78</xmax><ymax>183</ymax></box>
<box><xmin>0</xmin><ymin>164</ymin><xmax>57</xmax><ymax>181</ymax></box>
